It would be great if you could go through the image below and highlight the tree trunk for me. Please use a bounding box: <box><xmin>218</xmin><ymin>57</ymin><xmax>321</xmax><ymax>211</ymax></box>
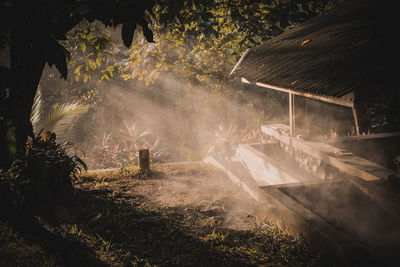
<box><xmin>5</xmin><ymin>31</ymin><xmax>46</xmax><ymax>164</ymax></box>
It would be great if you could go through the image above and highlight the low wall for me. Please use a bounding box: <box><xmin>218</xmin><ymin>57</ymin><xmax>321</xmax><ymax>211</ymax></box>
<box><xmin>325</xmin><ymin>134</ymin><xmax>400</xmax><ymax>169</ymax></box>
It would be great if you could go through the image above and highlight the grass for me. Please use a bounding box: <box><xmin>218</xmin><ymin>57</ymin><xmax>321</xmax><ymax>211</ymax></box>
<box><xmin>1</xmin><ymin>162</ymin><xmax>323</xmax><ymax>266</ymax></box>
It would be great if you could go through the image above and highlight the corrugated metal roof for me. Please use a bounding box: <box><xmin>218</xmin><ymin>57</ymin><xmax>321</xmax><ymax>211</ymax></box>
<box><xmin>232</xmin><ymin>0</ymin><xmax>396</xmax><ymax>99</ymax></box>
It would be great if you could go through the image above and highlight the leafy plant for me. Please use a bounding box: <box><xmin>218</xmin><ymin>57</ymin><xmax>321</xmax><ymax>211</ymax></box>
<box><xmin>120</xmin><ymin>120</ymin><xmax>165</xmax><ymax>165</ymax></box>
<box><xmin>0</xmin><ymin>130</ymin><xmax>87</xmax><ymax>208</ymax></box>
<box><xmin>200</xmin><ymin>229</ymin><xmax>228</xmax><ymax>244</ymax></box>
<box><xmin>209</xmin><ymin>124</ymin><xmax>261</xmax><ymax>159</ymax></box>
<box><xmin>96</xmin><ymin>233</ymin><xmax>112</xmax><ymax>252</ymax></box>
<box><xmin>67</xmin><ymin>19</ymin><xmax>120</xmax><ymax>84</ymax></box>
<box><xmin>366</xmin><ymin>88</ymin><xmax>400</xmax><ymax>133</ymax></box>
<box><xmin>25</xmin><ymin>130</ymin><xmax>87</xmax><ymax>196</ymax></box>
<box><xmin>85</xmin><ymin>121</ymin><xmax>166</xmax><ymax>169</ymax></box>
<box><xmin>86</xmin><ymin>132</ymin><xmax>120</xmax><ymax>169</ymax></box>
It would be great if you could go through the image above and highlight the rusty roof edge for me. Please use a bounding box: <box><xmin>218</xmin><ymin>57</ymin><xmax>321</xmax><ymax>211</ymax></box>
<box><xmin>241</xmin><ymin>77</ymin><xmax>354</xmax><ymax>107</ymax></box>
<box><xmin>228</xmin><ymin>48</ymin><xmax>251</xmax><ymax>78</ymax></box>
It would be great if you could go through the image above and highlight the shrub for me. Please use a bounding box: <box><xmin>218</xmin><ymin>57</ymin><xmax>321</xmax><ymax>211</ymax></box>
<box><xmin>208</xmin><ymin>123</ymin><xmax>262</xmax><ymax>159</ymax></box>
<box><xmin>24</xmin><ymin>130</ymin><xmax>87</xmax><ymax>200</ymax></box>
<box><xmin>85</xmin><ymin>121</ymin><xmax>166</xmax><ymax>169</ymax></box>
<box><xmin>1</xmin><ymin>130</ymin><xmax>87</xmax><ymax>212</ymax></box>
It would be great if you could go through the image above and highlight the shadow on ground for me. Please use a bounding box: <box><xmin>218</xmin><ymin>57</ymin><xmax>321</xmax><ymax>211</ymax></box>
<box><xmin>1</xmin><ymin>164</ymin><xmax>322</xmax><ymax>266</ymax></box>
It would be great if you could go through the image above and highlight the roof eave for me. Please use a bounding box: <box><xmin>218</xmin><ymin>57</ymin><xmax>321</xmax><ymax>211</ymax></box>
<box><xmin>241</xmin><ymin>77</ymin><xmax>354</xmax><ymax>108</ymax></box>
<box><xmin>228</xmin><ymin>49</ymin><xmax>251</xmax><ymax>78</ymax></box>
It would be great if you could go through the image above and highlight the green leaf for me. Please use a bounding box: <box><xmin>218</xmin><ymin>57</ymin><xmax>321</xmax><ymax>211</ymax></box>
<box><xmin>31</xmin><ymin>99</ymin><xmax>90</xmax><ymax>140</ymax></box>
<box><xmin>88</xmin><ymin>59</ymin><xmax>97</xmax><ymax>70</ymax></box>
<box><xmin>96</xmin><ymin>56</ymin><xmax>102</xmax><ymax>66</ymax></box>
<box><xmin>74</xmin><ymin>65</ymin><xmax>83</xmax><ymax>74</ymax></box>
<box><xmin>80</xmin><ymin>42</ymin><xmax>86</xmax><ymax>52</ymax></box>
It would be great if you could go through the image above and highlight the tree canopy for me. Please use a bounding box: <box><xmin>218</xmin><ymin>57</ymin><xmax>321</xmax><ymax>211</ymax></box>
<box><xmin>119</xmin><ymin>0</ymin><xmax>339</xmax><ymax>85</ymax></box>
<box><xmin>0</xmin><ymin>0</ymin><xmax>341</xmax><ymax>168</ymax></box>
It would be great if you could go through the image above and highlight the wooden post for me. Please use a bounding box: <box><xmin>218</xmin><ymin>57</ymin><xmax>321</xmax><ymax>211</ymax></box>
<box><xmin>139</xmin><ymin>149</ymin><xmax>150</xmax><ymax>173</ymax></box>
<box><xmin>352</xmin><ymin>107</ymin><xmax>361</xmax><ymax>136</ymax></box>
<box><xmin>294</xmin><ymin>94</ymin><xmax>306</xmax><ymax>136</ymax></box>
<box><xmin>352</xmin><ymin>92</ymin><xmax>369</xmax><ymax>136</ymax></box>
<box><xmin>289</xmin><ymin>93</ymin><xmax>307</xmax><ymax>136</ymax></box>
<box><xmin>289</xmin><ymin>93</ymin><xmax>294</xmax><ymax>136</ymax></box>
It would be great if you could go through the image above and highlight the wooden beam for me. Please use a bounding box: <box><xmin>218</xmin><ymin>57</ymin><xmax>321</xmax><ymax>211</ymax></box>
<box><xmin>228</xmin><ymin>49</ymin><xmax>251</xmax><ymax>77</ymax></box>
<box><xmin>241</xmin><ymin>78</ymin><xmax>354</xmax><ymax>108</ymax></box>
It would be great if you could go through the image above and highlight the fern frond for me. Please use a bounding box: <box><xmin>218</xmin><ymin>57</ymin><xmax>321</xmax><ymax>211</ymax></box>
<box><xmin>30</xmin><ymin>86</ymin><xmax>43</xmax><ymax>132</ymax></box>
<box><xmin>31</xmin><ymin>98</ymin><xmax>90</xmax><ymax>140</ymax></box>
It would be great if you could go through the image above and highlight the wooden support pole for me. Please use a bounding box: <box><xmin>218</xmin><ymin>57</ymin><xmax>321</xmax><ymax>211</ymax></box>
<box><xmin>352</xmin><ymin>92</ymin><xmax>369</xmax><ymax>136</ymax></box>
<box><xmin>294</xmin><ymin>94</ymin><xmax>306</xmax><ymax>136</ymax></box>
<box><xmin>289</xmin><ymin>93</ymin><xmax>307</xmax><ymax>136</ymax></box>
<box><xmin>289</xmin><ymin>93</ymin><xmax>294</xmax><ymax>136</ymax></box>
<box><xmin>139</xmin><ymin>149</ymin><xmax>150</xmax><ymax>173</ymax></box>
<box><xmin>352</xmin><ymin>107</ymin><xmax>361</xmax><ymax>136</ymax></box>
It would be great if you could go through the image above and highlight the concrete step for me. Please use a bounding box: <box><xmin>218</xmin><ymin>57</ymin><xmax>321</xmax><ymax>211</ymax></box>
<box><xmin>204</xmin><ymin>155</ymin><xmax>259</xmax><ymax>201</ymax></box>
<box><xmin>204</xmin><ymin>154</ymin><xmax>386</xmax><ymax>266</ymax></box>
<box><xmin>235</xmin><ymin>143</ymin><xmax>317</xmax><ymax>186</ymax></box>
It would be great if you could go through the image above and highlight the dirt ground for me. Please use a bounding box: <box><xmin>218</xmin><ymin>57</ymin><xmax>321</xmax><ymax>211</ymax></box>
<box><xmin>101</xmin><ymin>162</ymin><xmax>262</xmax><ymax>232</ymax></box>
<box><xmin>1</xmin><ymin>162</ymin><xmax>321</xmax><ymax>266</ymax></box>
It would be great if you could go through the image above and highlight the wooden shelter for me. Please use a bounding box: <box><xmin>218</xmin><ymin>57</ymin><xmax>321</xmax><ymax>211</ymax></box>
<box><xmin>229</xmin><ymin>0</ymin><xmax>396</xmax><ymax>136</ymax></box>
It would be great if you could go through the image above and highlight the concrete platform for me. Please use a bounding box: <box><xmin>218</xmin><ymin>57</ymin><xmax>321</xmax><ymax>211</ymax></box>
<box><xmin>258</xmin><ymin>183</ymin><xmax>384</xmax><ymax>266</ymax></box>
<box><xmin>261</xmin><ymin>124</ymin><xmax>395</xmax><ymax>182</ymax></box>
<box><xmin>204</xmin><ymin>137</ymin><xmax>400</xmax><ymax>266</ymax></box>
<box><xmin>261</xmin><ymin>123</ymin><xmax>400</xmax><ymax>218</ymax></box>
<box><xmin>205</xmin><ymin>154</ymin><xmax>391</xmax><ymax>265</ymax></box>
<box><xmin>274</xmin><ymin>181</ymin><xmax>400</xmax><ymax>266</ymax></box>
<box><xmin>322</xmin><ymin>132</ymin><xmax>400</xmax><ymax>169</ymax></box>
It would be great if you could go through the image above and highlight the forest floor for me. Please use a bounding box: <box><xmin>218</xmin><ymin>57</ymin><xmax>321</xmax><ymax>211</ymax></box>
<box><xmin>0</xmin><ymin>162</ymin><xmax>323</xmax><ymax>266</ymax></box>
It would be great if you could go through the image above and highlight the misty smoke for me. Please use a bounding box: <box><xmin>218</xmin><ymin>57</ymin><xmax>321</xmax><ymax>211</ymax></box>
<box><xmin>55</xmin><ymin>71</ymin><xmax>278</xmax><ymax>168</ymax></box>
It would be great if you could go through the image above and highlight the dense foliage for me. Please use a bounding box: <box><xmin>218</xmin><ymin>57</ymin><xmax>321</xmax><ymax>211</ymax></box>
<box><xmin>0</xmin><ymin>130</ymin><xmax>86</xmax><ymax>235</ymax></box>
<box><xmin>26</xmin><ymin>131</ymin><xmax>87</xmax><ymax>190</ymax></box>
<box><xmin>121</xmin><ymin>0</ymin><xmax>342</xmax><ymax>87</ymax></box>
<box><xmin>0</xmin><ymin>0</ymin><xmax>155</xmax><ymax>168</ymax></box>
